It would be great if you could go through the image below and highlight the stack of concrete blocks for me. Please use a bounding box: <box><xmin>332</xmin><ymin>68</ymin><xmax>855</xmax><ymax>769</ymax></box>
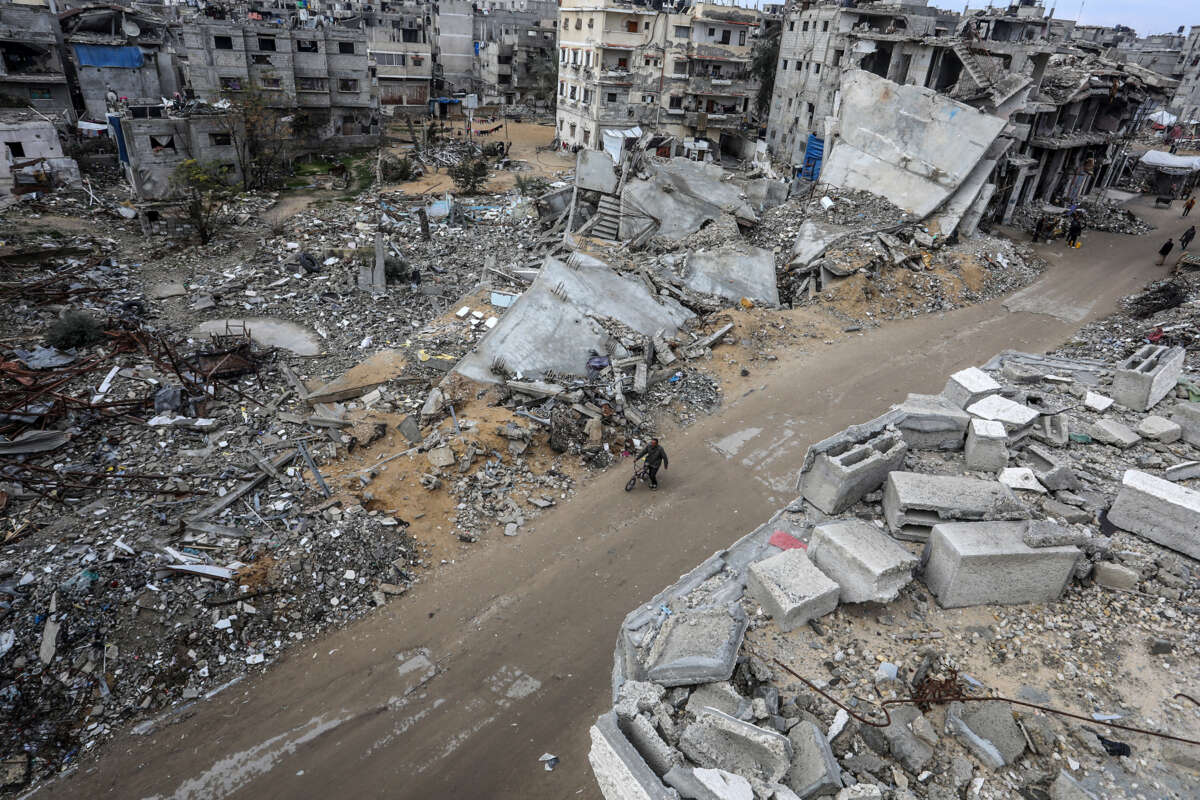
<box><xmin>1108</xmin><ymin>470</ymin><xmax>1200</xmax><ymax>560</ymax></box>
<box><xmin>920</xmin><ymin>521</ymin><xmax>1080</xmax><ymax>608</ymax></box>
<box><xmin>943</xmin><ymin>366</ymin><xmax>1001</xmax><ymax>409</ymax></box>
<box><xmin>746</xmin><ymin>549</ymin><xmax>840</xmax><ymax>631</ymax></box>
<box><xmin>965</xmin><ymin>394</ymin><xmax>1039</xmax><ymax>443</ymax></box>
<box><xmin>1111</xmin><ymin>345</ymin><xmax>1185</xmax><ymax>412</ymax></box>
<box><xmin>800</xmin><ymin>425</ymin><xmax>907</xmax><ymax>513</ymax></box>
<box><xmin>892</xmin><ymin>394</ymin><xmax>970</xmax><ymax>450</ymax></box>
<box><xmin>883</xmin><ymin>472</ymin><xmax>1029</xmax><ymax>541</ymax></box>
<box><xmin>964</xmin><ymin>419</ymin><xmax>1008</xmax><ymax>472</ymax></box>
<box><xmin>807</xmin><ymin>520</ymin><xmax>918</xmax><ymax>603</ymax></box>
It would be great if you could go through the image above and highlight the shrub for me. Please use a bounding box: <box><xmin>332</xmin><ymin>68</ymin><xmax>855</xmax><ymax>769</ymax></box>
<box><xmin>46</xmin><ymin>311</ymin><xmax>104</xmax><ymax>349</ymax></box>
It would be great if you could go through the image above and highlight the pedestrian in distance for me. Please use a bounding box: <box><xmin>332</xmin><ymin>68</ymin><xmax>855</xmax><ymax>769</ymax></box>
<box><xmin>1185</xmin><ymin>196</ymin><xmax>1196</xmax><ymax>217</ymax></box>
<box><xmin>1157</xmin><ymin>238</ymin><xmax>1175</xmax><ymax>265</ymax></box>
<box><xmin>1182</xmin><ymin>225</ymin><xmax>1196</xmax><ymax>251</ymax></box>
<box><xmin>1066</xmin><ymin>217</ymin><xmax>1083</xmax><ymax>248</ymax></box>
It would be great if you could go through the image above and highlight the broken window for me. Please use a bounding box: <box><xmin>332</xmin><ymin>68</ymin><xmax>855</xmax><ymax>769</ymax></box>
<box><xmin>813</xmin><ymin>63</ymin><xmax>820</xmax><ymax>74</ymax></box>
<box><xmin>669</xmin><ymin>95</ymin><xmax>682</xmax><ymax>109</ymax></box>
<box><xmin>560</xmin><ymin>48</ymin><xmax>567</xmax><ymax>63</ymax></box>
<box><xmin>210</xmin><ymin>132</ymin><xmax>233</xmax><ymax>146</ymax></box>
<box><xmin>297</xmin><ymin>77</ymin><xmax>328</xmax><ymax>91</ymax></box>
<box><xmin>708</xmin><ymin>27</ymin><xmax>715</xmax><ymax>37</ymax></box>
<box><xmin>148</xmin><ymin>134</ymin><xmax>175</xmax><ymax>152</ymax></box>
<box><xmin>403</xmin><ymin>29</ymin><xmax>419</xmax><ymax>43</ymax></box>
<box><xmin>833</xmin><ymin>49</ymin><xmax>844</xmax><ymax>66</ymax></box>
<box><xmin>795</xmin><ymin>61</ymin><xmax>801</xmax><ymax>71</ymax></box>
<box><xmin>559</xmin><ymin>82</ymin><xmax>565</xmax><ymax>96</ymax></box>
<box><xmin>6</xmin><ymin>141</ymin><xmax>26</xmax><ymax>159</ymax></box>
<box><xmin>338</xmin><ymin>42</ymin><xmax>355</xmax><ymax>55</ymax></box>
<box><xmin>575</xmin><ymin>18</ymin><xmax>581</xmax><ymax>30</ymax></box>
<box><xmin>674</xmin><ymin>26</ymin><xmax>689</xmax><ymax>39</ymax></box>
<box><xmin>29</xmin><ymin>89</ymin><xmax>52</xmax><ymax>100</ymax></box>
<box><xmin>569</xmin><ymin>123</ymin><xmax>576</xmax><ymax>137</ymax></box>
<box><xmin>626</xmin><ymin>20</ymin><xmax>638</xmax><ymax>33</ymax></box>
<box><xmin>822</xmin><ymin>21</ymin><xmax>829</xmax><ymax>32</ymax></box>
<box><xmin>606</xmin><ymin>92</ymin><xmax>617</xmax><ymax>103</ymax></box>
<box><xmin>220</xmin><ymin>77</ymin><xmax>243</xmax><ymax>91</ymax></box>
<box><xmin>568</xmin><ymin>85</ymin><xmax>576</xmax><ymax>99</ymax></box>
<box><xmin>262</xmin><ymin>77</ymin><xmax>282</xmax><ymax>88</ymax></box>
<box><xmin>802</xmin><ymin>21</ymin><xmax>809</xmax><ymax>32</ymax></box>
<box><xmin>673</xmin><ymin>60</ymin><xmax>687</xmax><ymax>75</ymax></box>
<box><xmin>738</xmin><ymin>30</ymin><xmax>746</xmax><ymax>46</ymax></box>
<box><xmin>642</xmin><ymin>94</ymin><xmax>654</xmax><ymax>103</ymax></box>
<box><xmin>782</xmin><ymin>59</ymin><xmax>789</xmax><ymax>70</ymax></box>
<box><xmin>258</xmin><ymin>36</ymin><xmax>276</xmax><ymax>52</ymax></box>
<box><xmin>644</xmin><ymin>57</ymin><xmax>651</xmax><ymax>67</ymax></box>
<box><xmin>297</xmin><ymin>39</ymin><xmax>319</xmax><ymax>53</ymax></box>
<box><xmin>215</xmin><ymin>35</ymin><xmax>233</xmax><ymax>50</ymax></box>
<box><xmin>588</xmin><ymin>18</ymin><xmax>594</xmax><ymax>29</ymax></box>
<box><xmin>616</xmin><ymin>57</ymin><xmax>628</xmax><ymax>69</ymax></box>
<box><xmin>252</xmin><ymin>54</ymin><xmax>271</xmax><ymax>65</ymax></box>
<box><xmin>788</xmin><ymin>21</ymin><xmax>794</xmax><ymax>32</ymax></box>
<box><xmin>338</xmin><ymin>79</ymin><xmax>359</xmax><ymax>92</ymax></box>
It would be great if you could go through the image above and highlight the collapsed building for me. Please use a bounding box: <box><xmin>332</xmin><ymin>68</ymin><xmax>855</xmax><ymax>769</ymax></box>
<box><xmin>109</xmin><ymin>101</ymin><xmax>243</xmax><ymax>199</ymax></box>
<box><xmin>555</xmin><ymin>0</ymin><xmax>764</xmax><ymax>160</ymax></box>
<box><xmin>0</xmin><ymin>3</ymin><xmax>72</xmax><ymax>113</ymax></box>
<box><xmin>0</xmin><ymin>108</ymin><xmax>81</xmax><ymax>198</ymax></box>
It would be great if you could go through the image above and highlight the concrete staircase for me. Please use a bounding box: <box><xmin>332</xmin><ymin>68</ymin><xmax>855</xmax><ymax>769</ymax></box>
<box><xmin>592</xmin><ymin>194</ymin><xmax>622</xmax><ymax>241</ymax></box>
<box><xmin>952</xmin><ymin>42</ymin><xmax>993</xmax><ymax>90</ymax></box>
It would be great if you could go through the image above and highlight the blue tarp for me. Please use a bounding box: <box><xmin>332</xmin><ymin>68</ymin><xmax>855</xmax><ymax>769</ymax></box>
<box><xmin>107</xmin><ymin>114</ymin><xmax>128</xmax><ymax>164</ymax></box>
<box><xmin>73</xmin><ymin>44</ymin><xmax>144</xmax><ymax>69</ymax></box>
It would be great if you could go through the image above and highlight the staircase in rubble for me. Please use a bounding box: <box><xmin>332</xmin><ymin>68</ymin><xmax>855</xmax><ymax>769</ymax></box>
<box><xmin>592</xmin><ymin>194</ymin><xmax>622</xmax><ymax>242</ymax></box>
<box><xmin>952</xmin><ymin>41</ymin><xmax>993</xmax><ymax>91</ymax></box>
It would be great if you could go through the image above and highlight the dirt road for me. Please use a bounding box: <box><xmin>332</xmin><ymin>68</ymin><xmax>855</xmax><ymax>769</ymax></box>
<box><xmin>47</xmin><ymin>202</ymin><xmax>1188</xmax><ymax>799</ymax></box>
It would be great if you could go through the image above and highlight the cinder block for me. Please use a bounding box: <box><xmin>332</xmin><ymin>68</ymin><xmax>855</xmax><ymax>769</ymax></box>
<box><xmin>784</xmin><ymin>721</ymin><xmax>841</xmax><ymax>797</ymax></box>
<box><xmin>943</xmin><ymin>366</ymin><xmax>1001</xmax><ymax>409</ymax></box>
<box><xmin>1021</xmin><ymin>443</ymin><xmax>1081</xmax><ymax>492</ymax></box>
<box><xmin>1112</xmin><ymin>345</ymin><xmax>1185</xmax><ymax>412</ymax></box>
<box><xmin>618</xmin><ymin>714</ymin><xmax>681</xmax><ymax>777</ymax></box>
<box><xmin>1107</xmin><ymin>469</ymin><xmax>1200</xmax><ymax>560</ymax></box>
<box><xmin>800</xmin><ymin>426</ymin><xmax>907</xmax><ymax>514</ymax></box>
<box><xmin>643</xmin><ymin>605</ymin><xmax>748</xmax><ymax>687</ymax></box>
<box><xmin>966</xmin><ymin>395</ymin><xmax>1039</xmax><ymax>443</ymax></box>
<box><xmin>808</xmin><ymin>520</ymin><xmax>917</xmax><ymax>603</ymax></box>
<box><xmin>679</xmin><ymin>708</ymin><xmax>793</xmax><ymax>784</ymax></box>
<box><xmin>1030</xmin><ymin>413</ymin><xmax>1069</xmax><ymax>447</ymax></box>
<box><xmin>964</xmin><ymin>418</ymin><xmax>1008</xmax><ymax>472</ymax></box>
<box><xmin>1171</xmin><ymin>401</ymin><xmax>1200</xmax><ymax>447</ymax></box>
<box><xmin>883</xmin><ymin>472</ymin><xmax>1029</xmax><ymax>542</ymax></box>
<box><xmin>893</xmin><ymin>394</ymin><xmax>970</xmax><ymax>450</ymax></box>
<box><xmin>920</xmin><ymin>521</ymin><xmax>1080</xmax><ymax>608</ymax></box>
<box><xmin>589</xmin><ymin>711</ymin><xmax>681</xmax><ymax>800</ymax></box>
<box><xmin>746</xmin><ymin>550</ymin><xmax>839</xmax><ymax>631</ymax></box>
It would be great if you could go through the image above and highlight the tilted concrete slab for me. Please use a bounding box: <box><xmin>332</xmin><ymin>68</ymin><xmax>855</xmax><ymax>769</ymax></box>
<box><xmin>821</xmin><ymin>70</ymin><xmax>1007</xmax><ymax>219</ymax></box>
<box><xmin>746</xmin><ymin>549</ymin><xmax>840</xmax><ymax>631</ymax></box>
<box><xmin>620</xmin><ymin>158</ymin><xmax>758</xmax><ymax>241</ymax></box>
<box><xmin>883</xmin><ymin>472</ymin><xmax>1029</xmax><ymax>541</ymax></box>
<box><xmin>679</xmin><ymin>708</ymin><xmax>793</xmax><ymax>784</ymax></box>
<box><xmin>808</xmin><ymin>520</ymin><xmax>917</xmax><ymax>603</ymax></box>
<box><xmin>590</xmin><ymin>711</ymin><xmax>682</xmax><ymax>800</ymax></box>
<box><xmin>893</xmin><ymin>394</ymin><xmax>970</xmax><ymax>450</ymax></box>
<box><xmin>681</xmin><ymin>246</ymin><xmax>780</xmax><ymax>307</ymax></box>
<box><xmin>920</xmin><ymin>521</ymin><xmax>1079</xmax><ymax>608</ymax></box>
<box><xmin>455</xmin><ymin>254</ymin><xmax>693</xmax><ymax>384</ymax></box>
<box><xmin>966</xmin><ymin>394</ymin><xmax>1039</xmax><ymax>442</ymax></box>
<box><xmin>1108</xmin><ymin>469</ymin><xmax>1200</xmax><ymax>560</ymax></box>
<box><xmin>642</xmin><ymin>605</ymin><xmax>748</xmax><ymax>687</ymax></box>
<box><xmin>788</xmin><ymin>219</ymin><xmax>854</xmax><ymax>270</ymax></box>
<box><xmin>578</xmin><ymin>149</ymin><xmax>620</xmax><ymax>194</ymax></box>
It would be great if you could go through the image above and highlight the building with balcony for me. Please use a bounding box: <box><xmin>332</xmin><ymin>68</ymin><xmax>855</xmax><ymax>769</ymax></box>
<box><xmin>0</xmin><ymin>4</ymin><xmax>72</xmax><ymax>114</ymax></box>
<box><xmin>368</xmin><ymin>24</ymin><xmax>432</xmax><ymax>109</ymax></box>
<box><xmin>473</xmin><ymin>0</ymin><xmax>556</xmax><ymax>106</ymax></box>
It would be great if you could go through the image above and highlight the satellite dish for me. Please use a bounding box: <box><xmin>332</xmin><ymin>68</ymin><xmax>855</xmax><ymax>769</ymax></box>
<box><xmin>123</xmin><ymin>19</ymin><xmax>141</xmax><ymax>37</ymax></box>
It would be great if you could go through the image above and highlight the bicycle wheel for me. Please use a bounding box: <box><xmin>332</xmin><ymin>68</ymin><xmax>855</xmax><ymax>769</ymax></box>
<box><xmin>625</xmin><ymin>476</ymin><xmax>637</xmax><ymax>492</ymax></box>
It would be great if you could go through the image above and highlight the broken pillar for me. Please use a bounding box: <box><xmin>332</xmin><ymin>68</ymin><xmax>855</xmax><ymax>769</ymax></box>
<box><xmin>679</xmin><ymin>708</ymin><xmax>793</xmax><ymax>784</ymax></box>
<box><xmin>893</xmin><ymin>394</ymin><xmax>970</xmax><ymax>450</ymax></box>
<box><xmin>643</xmin><ymin>605</ymin><xmax>748</xmax><ymax>687</ymax></box>
<box><xmin>589</xmin><ymin>711</ymin><xmax>681</xmax><ymax>800</ymax></box>
<box><xmin>1112</xmin><ymin>345</ymin><xmax>1185</xmax><ymax>412</ymax></box>
<box><xmin>965</xmin><ymin>394</ymin><xmax>1039</xmax><ymax>443</ymax></box>
<box><xmin>799</xmin><ymin>425</ymin><xmax>907</xmax><ymax>514</ymax></box>
<box><xmin>746</xmin><ymin>550</ymin><xmax>840</xmax><ymax>631</ymax></box>
<box><xmin>883</xmin><ymin>472</ymin><xmax>1029</xmax><ymax>542</ymax></box>
<box><xmin>807</xmin><ymin>520</ymin><xmax>917</xmax><ymax>603</ymax></box>
<box><xmin>964</xmin><ymin>419</ymin><xmax>1008</xmax><ymax>472</ymax></box>
<box><xmin>920</xmin><ymin>521</ymin><xmax>1080</xmax><ymax>608</ymax></box>
<box><xmin>784</xmin><ymin>721</ymin><xmax>841</xmax><ymax>798</ymax></box>
<box><xmin>943</xmin><ymin>367</ymin><xmax>1001</xmax><ymax>409</ymax></box>
<box><xmin>1107</xmin><ymin>469</ymin><xmax>1200</xmax><ymax>560</ymax></box>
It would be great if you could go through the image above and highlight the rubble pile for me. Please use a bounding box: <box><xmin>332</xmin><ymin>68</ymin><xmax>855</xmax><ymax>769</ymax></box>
<box><xmin>590</xmin><ymin>334</ymin><xmax>1200</xmax><ymax>798</ymax></box>
<box><xmin>1011</xmin><ymin>201</ymin><xmax>1155</xmax><ymax>238</ymax></box>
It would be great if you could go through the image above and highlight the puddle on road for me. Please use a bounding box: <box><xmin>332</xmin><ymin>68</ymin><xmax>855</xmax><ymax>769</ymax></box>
<box><xmin>192</xmin><ymin>317</ymin><xmax>323</xmax><ymax>355</ymax></box>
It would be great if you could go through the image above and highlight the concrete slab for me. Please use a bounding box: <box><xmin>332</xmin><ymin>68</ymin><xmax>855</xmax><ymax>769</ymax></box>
<box><xmin>947</xmin><ymin>701</ymin><xmax>1025</xmax><ymax>769</ymax></box>
<box><xmin>784</xmin><ymin>721</ymin><xmax>840</xmax><ymax>798</ymax></box>
<box><xmin>966</xmin><ymin>394</ymin><xmax>1039</xmax><ymax>441</ymax></box>
<box><xmin>746</xmin><ymin>550</ymin><xmax>840</xmax><ymax>631</ymax></box>
<box><xmin>1136</xmin><ymin>415</ymin><xmax>1182</xmax><ymax>443</ymax></box>
<box><xmin>808</xmin><ymin>520</ymin><xmax>917</xmax><ymax>603</ymax></box>
<box><xmin>577</xmin><ymin>149</ymin><xmax>620</xmax><ymax>194</ymax></box>
<box><xmin>1108</xmin><ymin>469</ymin><xmax>1200</xmax><ymax>560</ymax></box>
<box><xmin>1089</xmin><ymin>418</ymin><xmax>1140</xmax><ymax>449</ymax></box>
<box><xmin>965</xmin><ymin>418</ymin><xmax>1008</xmax><ymax>472</ymax></box>
<box><xmin>679</xmin><ymin>708</ymin><xmax>792</xmax><ymax>784</ymax></box>
<box><xmin>1172</xmin><ymin>402</ymin><xmax>1200</xmax><ymax>447</ymax></box>
<box><xmin>620</xmin><ymin>158</ymin><xmax>757</xmax><ymax>241</ymax></box>
<box><xmin>455</xmin><ymin>254</ymin><xmax>693</xmax><ymax>385</ymax></box>
<box><xmin>999</xmin><ymin>467</ymin><xmax>1045</xmax><ymax>493</ymax></box>
<box><xmin>664</xmin><ymin>766</ymin><xmax>752</xmax><ymax>800</ymax></box>
<box><xmin>920</xmin><ymin>521</ymin><xmax>1079</xmax><ymax>608</ymax></box>
<box><xmin>1083</xmin><ymin>391</ymin><xmax>1114</xmax><ymax>412</ymax></box>
<box><xmin>192</xmin><ymin>317</ymin><xmax>322</xmax><ymax>356</ymax></box>
<box><xmin>686</xmin><ymin>682</ymin><xmax>747</xmax><ymax>719</ymax></box>
<box><xmin>893</xmin><ymin>394</ymin><xmax>970</xmax><ymax>450</ymax></box>
<box><xmin>943</xmin><ymin>367</ymin><xmax>1001</xmax><ymax>409</ymax></box>
<box><xmin>643</xmin><ymin>605</ymin><xmax>748</xmax><ymax>687</ymax></box>
<box><xmin>1112</xmin><ymin>345</ymin><xmax>1184</xmax><ymax>412</ymax></box>
<box><xmin>883</xmin><ymin>472</ymin><xmax>1029</xmax><ymax>541</ymax></box>
<box><xmin>800</xmin><ymin>426</ymin><xmax>907</xmax><ymax>514</ymax></box>
<box><xmin>787</xmin><ymin>220</ymin><xmax>853</xmax><ymax>270</ymax></box>
<box><xmin>1021</xmin><ymin>443</ymin><xmax>1081</xmax><ymax>492</ymax></box>
<box><xmin>681</xmin><ymin>246</ymin><xmax>780</xmax><ymax>307</ymax></box>
<box><xmin>589</xmin><ymin>711</ymin><xmax>681</xmax><ymax>800</ymax></box>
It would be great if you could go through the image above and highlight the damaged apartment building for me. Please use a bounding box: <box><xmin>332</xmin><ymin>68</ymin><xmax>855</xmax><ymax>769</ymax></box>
<box><xmin>362</xmin><ymin>2</ymin><xmax>433</xmax><ymax>110</ymax></box>
<box><xmin>555</xmin><ymin>0</ymin><xmax>763</xmax><ymax>160</ymax></box>
<box><xmin>769</xmin><ymin>1</ymin><xmax>1174</xmax><ymax>223</ymax></box>
<box><xmin>0</xmin><ymin>3</ymin><xmax>72</xmax><ymax>113</ymax></box>
<box><xmin>473</xmin><ymin>0</ymin><xmax>557</xmax><ymax>106</ymax></box>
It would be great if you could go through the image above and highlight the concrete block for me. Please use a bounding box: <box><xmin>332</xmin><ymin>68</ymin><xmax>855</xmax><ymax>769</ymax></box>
<box><xmin>966</xmin><ymin>394</ymin><xmax>1039</xmax><ymax>442</ymax></box>
<box><xmin>947</xmin><ymin>701</ymin><xmax>1024</xmax><ymax>768</ymax></box>
<box><xmin>808</xmin><ymin>520</ymin><xmax>917</xmax><ymax>603</ymax></box>
<box><xmin>999</xmin><ymin>467</ymin><xmax>1045</xmax><ymax>493</ymax></box>
<box><xmin>800</xmin><ymin>427</ymin><xmax>907</xmax><ymax>514</ymax></box>
<box><xmin>893</xmin><ymin>394</ymin><xmax>969</xmax><ymax>450</ymax></box>
<box><xmin>620</xmin><ymin>713</ymin><xmax>682</xmax><ymax>777</ymax></box>
<box><xmin>1088</xmin><ymin>418</ymin><xmax>1140</xmax><ymax>448</ymax></box>
<box><xmin>920</xmin><ymin>521</ymin><xmax>1079</xmax><ymax>608</ymax></box>
<box><xmin>679</xmin><ymin>708</ymin><xmax>793</xmax><ymax>784</ymax></box>
<box><xmin>784</xmin><ymin>721</ymin><xmax>841</xmax><ymax>798</ymax></box>
<box><xmin>965</xmin><ymin>419</ymin><xmax>1008</xmax><ymax>472</ymax></box>
<box><xmin>883</xmin><ymin>472</ymin><xmax>1029</xmax><ymax>542</ymax></box>
<box><xmin>686</xmin><ymin>682</ymin><xmax>747</xmax><ymax>719</ymax></box>
<box><xmin>1030</xmin><ymin>413</ymin><xmax>1069</xmax><ymax>447</ymax></box>
<box><xmin>943</xmin><ymin>367</ymin><xmax>1001</xmax><ymax>409</ymax></box>
<box><xmin>644</xmin><ymin>606</ymin><xmax>748</xmax><ymax>687</ymax></box>
<box><xmin>1112</xmin><ymin>345</ymin><xmax>1185</xmax><ymax>412</ymax></box>
<box><xmin>589</xmin><ymin>711</ymin><xmax>682</xmax><ymax>800</ymax></box>
<box><xmin>1091</xmin><ymin>561</ymin><xmax>1139</xmax><ymax>590</ymax></box>
<box><xmin>1083</xmin><ymin>391</ymin><xmax>1113</xmax><ymax>413</ymax></box>
<box><xmin>746</xmin><ymin>550</ymin><xmax>840</xmax><ymax>631</ymax></box>
<box><xmin>1165</xmin><ymin>461</ymin><xmax>1200</xmax><ymax>482</ymax></box>
<box><xmin>1021</xmin><ymin>443</ymin><xmax>1081</xmax><ymax>492</ymax></box>
<box><xmin>1107</xmin><ymin>469</ymin><xmax>1200</xmax><ymax>560</ymax></box>
<box><xmin>1136</xmin><ymin>415</ymin><xmax>1182</xmax><ymax>443</ymax></box>
<box><xmin>1171</xmin><ymin>401</ymin><xmax>1200</xmax><ymax>447</ymax></box>
<box><xmin>664</xmin><ymin>766</ymin><xmax>753</xmax><ymax>800</ymax></box>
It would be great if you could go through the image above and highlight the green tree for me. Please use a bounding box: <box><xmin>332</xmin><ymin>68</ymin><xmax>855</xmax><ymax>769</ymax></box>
<box><xmin>449</xmin><ymin>158</ymin><xmax>491</xmax><ymax>194</ymax></box>
<box><xmin>221</xmin><ymin>82</ymin><xmax>293</xmax><ymax>191</ymax></box>
<box><xmin>751</xmin><ymin>31</ymin><xmax>780</xmax><ymax>121</ymax></box>
<box><xmin>528</xmin><ymin>50</ymin><xmax>558</xmax><ymax>111</ymax></box>
<box><xmin>170</xmin><ymin>159</ymin><xmax>231</xmax><ymax>244</ymax></box>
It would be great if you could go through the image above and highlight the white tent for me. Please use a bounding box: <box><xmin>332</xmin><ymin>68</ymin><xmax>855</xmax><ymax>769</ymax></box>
<box><xmin>1147</xmin><ymin>109</ymin><xmax>1178</xmax><ymax>126</ymax></box>
<box><xmin>1139</xmin><ymin>150</ymin><xmax>1200</xmax><ymax>174</ymax></box>
<box><xmin>600</xmin><ymin>126</ymin><xmax>642</xmax><ymax>161</ymax></box>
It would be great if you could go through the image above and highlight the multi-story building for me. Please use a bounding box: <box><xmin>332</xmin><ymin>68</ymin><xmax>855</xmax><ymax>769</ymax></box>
<box><xmin>182</xmin><ymin>20</ymin><xmax>377</xmax><ymax>141</ymax></box>
<box><xmin>368</xmin><ymin>24</ymin><xmax>433</xmax><ymax>109</ymax></box>
<box><xmin>555</xmin><ymin>0</ymin><xmax>762</xmax><ymax>158</ymax></box>
<box><xmin>473</xmin><ymin>0</ymin><xmax>556</xmax><ymax>106</ymax></box>
<box><xmin>433</xmin><ymin>0</ymin><xmax>475</xmax><ymax>94</ymax></box>
<box><xmin>1115</xmin><ymin>30</ymin><xmax>1187</xmax><ymax>79</ymax></box>
<box><xmin>1172</xmin><ymin>26</ymin><xmax>1200</xmax><ymax>126</ymax></box>
<box><xmin>0</xmin><ymin>3</ymin><xmax>72</xmax><ymax>114</ymax></box>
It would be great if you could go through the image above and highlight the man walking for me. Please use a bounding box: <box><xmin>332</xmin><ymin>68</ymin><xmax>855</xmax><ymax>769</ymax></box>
<box><xmin>1184</xmin><ymin>196</ymin><xmax>1196</xmax><ymax>217</ymax></box>
<box><xmin>1157</xmin><ymin>238</ymin><xmax>1175</xmax><ymax>265</ymax></box>
<box><xmin>1182</xmin><ymin>225</ymin><xmax>1196</xmax><ymax>251</ymax></box>
<box><xmin>1066</xmin><ymin>217</ymin><xmax>1083</xmax><ymax>248</ymax></box>
<box><xmin>635</xmin><ymin>438</ymin><xmax>668</xmax><ymax>490</ymax></box>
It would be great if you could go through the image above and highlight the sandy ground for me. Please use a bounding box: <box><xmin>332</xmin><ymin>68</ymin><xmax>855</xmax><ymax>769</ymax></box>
<box><xmin>40</xmin><ymin>200</ymin><xmax>1197</xmax><ymax>800</ymax></box>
